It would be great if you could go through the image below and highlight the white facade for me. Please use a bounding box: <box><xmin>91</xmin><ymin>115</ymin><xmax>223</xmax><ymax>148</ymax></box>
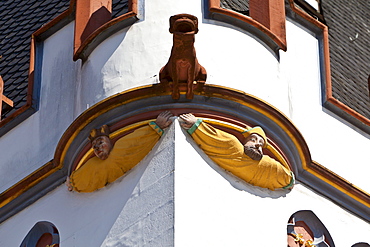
<box><xmin>0</xmin><ymin>0</ymin><xmax>369</xmax><ymax>246</ymax></box>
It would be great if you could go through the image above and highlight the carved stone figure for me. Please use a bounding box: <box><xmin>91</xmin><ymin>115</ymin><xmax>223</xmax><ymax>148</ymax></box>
<box><xmin>67</xmin><ymin>111</ymin><xmax>173</xmax><ymax>192</ymax></box>
<box><xmin>179</xmin><ymin>113</ymin><xmax>294</xmax><ymax>190</ymax></box>
<box><xmin>159</xmin><ymin>14</ymin><xmax>207</xmax><ymax>99</ymax></box>
<box><xmin>89</xmin><ymin>125</ymin><xmax>112</xmax><ymax>160</ymax></box>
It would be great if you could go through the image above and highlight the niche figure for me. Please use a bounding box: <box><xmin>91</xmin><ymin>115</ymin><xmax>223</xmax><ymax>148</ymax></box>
<box><xmin>67</xmin><ymin>111</ymin><xmax>173</xmax><ymax>192</ymax></box>
<box><xmin>179</xmin><ymin>113</ymin><xmax>294</xmax><ymax>190</ymax></box>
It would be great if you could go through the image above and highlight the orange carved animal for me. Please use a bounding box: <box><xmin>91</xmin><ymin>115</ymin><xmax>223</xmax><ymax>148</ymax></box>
<box><xmin>159</xmin><ymin>14</ymin><xmax>207</xmax><ymax>99</ymax></box>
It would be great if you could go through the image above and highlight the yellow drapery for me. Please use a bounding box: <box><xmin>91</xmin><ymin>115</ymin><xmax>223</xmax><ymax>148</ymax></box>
<box><xmin>189</xmin><ymin>120</ymin><xmax>293</xmax><ymax>190</ymax></box>
<box><xmin>69</xmin><ymin>123</ymin><xmax>162</xmax><ymax>192</ymax></box>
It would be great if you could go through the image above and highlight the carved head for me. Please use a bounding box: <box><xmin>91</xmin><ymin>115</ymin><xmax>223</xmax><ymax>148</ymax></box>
<box><xmin>169</xmin><ymin>14</ymin><xmax>199</xmax><ymax>34</ymax></box>
<box><xmin>242</xmin><ymin>127</ymin><xmax>267</xmax><ymax>161</ymax></box>
<box><xmin>89</xmin><ymin>125</ymin><xmax>112</xmax><ymax>160</ymax></box>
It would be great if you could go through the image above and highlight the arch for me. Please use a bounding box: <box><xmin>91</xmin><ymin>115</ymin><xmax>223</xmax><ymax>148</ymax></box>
<box><xmin>0</xmin><ymin>84</ymin><xmax>369</xmax><ymax>222</ymax></box>
<box><xmin>20</xmin><ymin>221</ymin><xmax>59</xmax><ymax>247</ymax></box>
<box><xmin>352</xmin><ymin>243</ymin><xmax>370</xmax><ymax>247</ymax></box>
<box><xmin>53</xmin><ymin>84</ymin><xmax>308</xmax><ymax>179</ymax></box>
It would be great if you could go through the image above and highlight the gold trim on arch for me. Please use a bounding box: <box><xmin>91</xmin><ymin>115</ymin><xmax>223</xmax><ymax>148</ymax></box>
<box><xmin>1</xmin><ymin>84</ymin><xmax>369</xmax><ymax>210</ymax></box>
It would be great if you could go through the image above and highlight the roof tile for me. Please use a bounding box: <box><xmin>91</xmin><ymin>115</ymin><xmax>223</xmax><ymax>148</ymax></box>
<box><xmin>322</xmin><ymin>0</ymin><xmax>370</xmax><ymax>118</ymax></box>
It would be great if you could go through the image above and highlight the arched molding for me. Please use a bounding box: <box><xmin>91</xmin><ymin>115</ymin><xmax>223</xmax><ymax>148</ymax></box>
<box><xmin>0</xmin><ymin>84</ymin><xmax>369</xmax><ymax>223</ymax></box>
<box><xmin>352</xmin><ymin>243</ymin><xmax>370</xmax><ymax>247</ymax></box>
<box><xmin>52</xmin><ymin>84</ymin><xmax>309</xmax><ymax>177</ymax></box>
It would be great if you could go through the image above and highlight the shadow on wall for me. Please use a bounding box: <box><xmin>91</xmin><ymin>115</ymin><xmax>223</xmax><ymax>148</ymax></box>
<box><xmin>80</xmin><ymin>6</ymin><xmax>112</xmax><ymax>43</ymax></box>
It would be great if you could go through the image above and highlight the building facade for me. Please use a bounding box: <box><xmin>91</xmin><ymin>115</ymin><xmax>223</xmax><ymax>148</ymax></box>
<box><xmin>0</xmin><ymin>0</ymin><xmax>369</xmax><ymax>246</ymax></box>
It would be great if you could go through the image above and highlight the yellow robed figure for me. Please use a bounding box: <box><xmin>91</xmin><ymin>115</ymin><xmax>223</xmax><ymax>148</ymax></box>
<box><xmin>180</xmin><ymin>114</ymin><xmax>294</xmax><ymax>190</ymax></box>
<box><xmin>68</xmin><ymin>111</ymin><xmax>173</xmax><ymax>193</ymax></box>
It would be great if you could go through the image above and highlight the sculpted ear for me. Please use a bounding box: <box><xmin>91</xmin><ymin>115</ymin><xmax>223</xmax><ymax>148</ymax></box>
<box><xmin>169</xmin><ymin>16</ymin><xmax>176</xmax><ymax>33</ymax></box>
<box><xmin>192</xmin><ymin>16</ymin><xmax>199</xmax><ymax>33</ymax></box>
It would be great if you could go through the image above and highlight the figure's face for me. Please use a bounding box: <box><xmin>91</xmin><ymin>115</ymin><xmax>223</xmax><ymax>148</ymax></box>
<box><xmin>243</xmin><ymin>133</ymin><xmax>265</xmax><ymax>161</ymax></box>
<box><xmin>92</xmin><ymin>136</ymin><xmax>112</xmax><ymax>160</ymax></box>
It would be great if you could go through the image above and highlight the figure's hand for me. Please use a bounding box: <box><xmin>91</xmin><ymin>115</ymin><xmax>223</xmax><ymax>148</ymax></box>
<box><xmin>179</xmin><ymin>113</ymin><xmax>197</xmax><ymax>129</ymax></box>
<box><xmin>66</xmin><ymin>177</ymin><xmax>73</xmax><ymax>191</ymax></box>
<box><xmin>155</xmin><ymin>111</ymin><xmax>173</xmax><ymax>129</ymax></box>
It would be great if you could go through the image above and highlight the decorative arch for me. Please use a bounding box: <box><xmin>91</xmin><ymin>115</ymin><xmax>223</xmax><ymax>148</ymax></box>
<box><xmin>53</xmin><ymin>84</ymin><xmax>308</xmax><ymax>179</ymax></box>
<box><xmin>0</xmin><ymin>84</ymin><xmax>369</xmax><ymax>222</ymax></box>
<box><xmin>20</xmin><ymin>221</ymin><xmax>60</xmax><ymax>247</ymax></box>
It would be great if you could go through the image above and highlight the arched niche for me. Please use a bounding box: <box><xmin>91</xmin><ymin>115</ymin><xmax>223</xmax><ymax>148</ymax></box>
<box><xmin>352</xmin><ymin>243</ymin><xmax>370</xmax><ymax>247</ymax></box>
<box><xmin>55</xmin><ymin>84</ymin><xmax>309</xmax><ymax>191</ymax></box>
<box><xmin>287</xmin><ymin>210</ymin><xmax>335</xmax><ymax>247</ymax></box>
<box><xmin>2</xmin><ymin>83</ymin><xmax>368</xmax><ymax>223</ymax></box>
<box><xmin>20</xmin><ymin>221</ymin><xmax>59</xmax><ymax>247</ymax></box>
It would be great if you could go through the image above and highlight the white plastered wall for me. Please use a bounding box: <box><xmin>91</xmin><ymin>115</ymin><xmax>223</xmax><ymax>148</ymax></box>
<box><xmin>174</xmin><ymin>120</ymin><xmax>370</xmax><ymax>246</ymax></box>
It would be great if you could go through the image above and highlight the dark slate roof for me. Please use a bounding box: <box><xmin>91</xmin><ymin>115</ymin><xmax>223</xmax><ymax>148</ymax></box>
<box><xmin>0</xmin><ymin>0</ymin><xmax>129</xmax><ymax>120</ymax></box>
<box><xmin>221</xmin><ymin>0</ymin><xmax>250</xmax><ymax>16</ymax></box>
<box><xmin>0</xmin><ymin>0</ymin><xmax>70</xmax><ymax>119</ymax></box>
<box><xmin>112</xmin><ymin>0</ymin><xmax>129</xmax><ymax>19</ymax></box>
<box><xmin>321</xmin><ymin>0</ymin><xmax>370</xmax><ymax>118</ymax></box>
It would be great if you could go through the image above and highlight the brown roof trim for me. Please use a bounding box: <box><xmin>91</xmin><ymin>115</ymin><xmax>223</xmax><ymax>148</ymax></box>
<box><xmin>288</xmin><ymin>0</ymin><xmax>370</xmax><ymax>131</ymax></box>
<box><xmin>209</xmin><ymin>0</ymin><xmax>287</xmax><ymax>51</ymax></box>
<box><xmin>73</xmin><ymin>0</ymin><xmax>138</xmax><ymax>61</ymax></box>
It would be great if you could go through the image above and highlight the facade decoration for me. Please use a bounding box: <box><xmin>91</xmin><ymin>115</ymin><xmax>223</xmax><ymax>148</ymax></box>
<box><xmin>66</xmin><ymin>108</ymin><xmax>294</xmax><ymax>193</ymax></box>
<box><xmin>159</xmin><ymin>14</ymin><xmax>207</xmax><ymax>99</ymax></box>
<box><xmin>179</xmin><ymin>113</ymin><xmax>294</xmax><ymax>190</ymax></box>
<box><xmin>0</xmin><ymin>0</ymin><xmax>369</xmax><ymax>246</ymax></box>
<box><xmin>288</xmin><ymin>210</ymin><xmax>334</xmax><ymax>247</ymax></box>
<box><xmin>67</xmin><ymin>111</ymin><xmax>173</xmax><ymax>192</ymax></box>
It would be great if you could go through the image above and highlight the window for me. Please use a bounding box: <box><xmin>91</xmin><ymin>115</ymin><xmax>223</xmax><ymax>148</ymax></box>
<box><xmin>0</xmin><ymin>0</ymin><xmax>70</xmax><ymax>135</ymax></box>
